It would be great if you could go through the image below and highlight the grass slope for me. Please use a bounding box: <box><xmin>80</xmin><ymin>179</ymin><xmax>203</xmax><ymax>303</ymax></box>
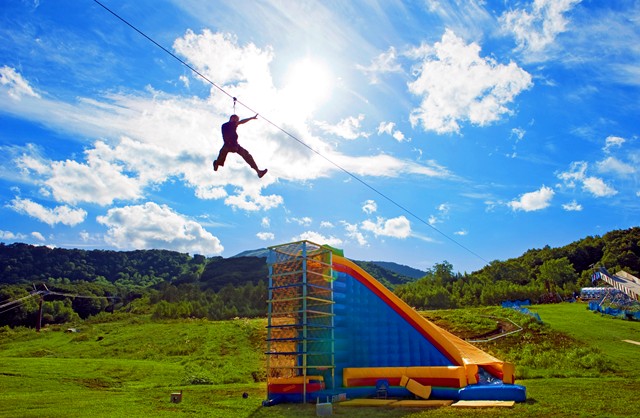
<box><xmin>527</xmin><ymin>303</ymin><xmax>640</xmax><ymax>372</ymax></box>
<box><xmin>0</xmin><ymin>316</ymin><xmax>267</xmax><ymax>417</ymax></box>
<box><xmin>1</xmin><ymin>304</ymin><xmax>639</xmax><ymax>417</ymax></box>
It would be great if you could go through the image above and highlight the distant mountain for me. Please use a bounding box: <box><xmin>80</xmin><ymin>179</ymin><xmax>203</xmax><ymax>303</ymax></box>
<box><xmin>368</xmin><ymin>261</ymin><xmax>426</xmax><ymax>279</ymax></box>
<box><xmin>232</xmin><ymin>248</ymin><xmax>270</xmax><ymax>258</ymax></box>
<box><xmin>232</xmin><ymin>248</ymin><xmax>423</xmax><ymax>288</ymax></box>
<box><xmin>352</xmin><ymin>260</ymin><xmax>418</xmax><ymax>289</ymax></box>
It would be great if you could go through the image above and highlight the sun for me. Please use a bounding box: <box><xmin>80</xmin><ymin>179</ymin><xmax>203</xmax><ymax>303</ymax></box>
<box><xmin>282</xmin><ymin>57</ymin><xmax>333</xmax><ymax>118</ymax></box>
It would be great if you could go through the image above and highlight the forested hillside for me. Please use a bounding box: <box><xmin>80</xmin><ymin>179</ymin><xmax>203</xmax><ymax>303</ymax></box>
<box><xmin>0</xmin><ymin>244</ymin><xmax>269</xmax><ymax>327</ymax></box>
<box><xmin>395</xmin><ymin>227</ymin><xmax>640</xmax><ymax>309</ymax></box>
<box><xmin>1</xmin><ymin>227</ymin><xmax>638</xmax><ymax>328</ymax></box>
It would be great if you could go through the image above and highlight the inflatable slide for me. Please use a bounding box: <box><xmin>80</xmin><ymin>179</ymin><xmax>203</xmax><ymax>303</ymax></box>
<box><xmin>264</xmin><ymin>241</ymin><xmax>526</xmax><ymax>405</ymax></box>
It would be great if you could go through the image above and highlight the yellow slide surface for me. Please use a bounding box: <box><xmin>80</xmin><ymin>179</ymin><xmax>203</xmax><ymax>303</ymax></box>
<box><xmin>333</xmin><ymin>255</ymin><xmax>515</xmax><ymax>384</ymax></box>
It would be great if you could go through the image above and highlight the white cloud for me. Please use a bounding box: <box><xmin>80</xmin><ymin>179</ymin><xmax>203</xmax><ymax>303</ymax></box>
<box><xmin>289</xmin><ymin>216</ymin><xmax>313</xmax><ymax>226</ymax></box>
<box><xmin>511</xmin><ymin>127</ymin><xmax>526</xmax><ymax>141</ymax></box>
<box><xmin>261</xmin><ymin>217</ymin><xmax>271</xmax><ymax>228</ymax></box>
<box><xmin>257</xmin><ymin>232</ymin><xmax>275</xmax><ymax>241</ymax></box>
<box><xmin>97</xmin><ymin>202</ymin><xmax>223</xmax><ymax>255</ymax></box>
<box><xmin>31</xmin><ymin>231</ymin><xmax>45</xmax><ymax>241</ymax></box>
<box><xmin>343</xmin><ymin>221</ymin><xmax>368</xmax><ymax>246</ymax></box>
<box><xmin>361</xmin><ymin>215</ymin><xmax>411</xmax><ymax>238</ymax></box>
<box><xmin>562</xmin><ymin>200</ymin><xmax>583</xmax><ymax>211</ymax></box>
<box><xmin>557</xmin><ymin>161</ymin><xmax>618</xmax><ymax>197</ymax></box>
<box><xmin>0</xmin><ymin>66</ymin><xmax>40</xmax><ymax>100</ymax></box>
<box><xmin>45</xmin><ymin>147</ymin><xmax>145</xmax><ymax>206</ymax></box>
<box><xmin>320</xmin><ymin>221</ymin><xmax>334</xmax><ymax>228</ymax></box>
<box><xmin>316</xmin><ymin>114</ymin><xmax>369</xmax><ymax>140</ymax></box>
<box><xmin>392</xmin><ymin>131</ymin><xmax>406</xmax><ymax>142</ymax></box>
<box><xmin>428</xmin><ymin>203</ymin><xmax>450</xmax><ymax>225</ymax></box>
<box><xmin>291</xmin><ymin>231</ymin><xmax>343</xmax><ymax>247</ymax></box>
<box><xmin>357</xmin><ymin>47</ymin><xmax>403</xmax><ymax>84</ymax></box>
<box><xmin>299</xmin><ymin>217</ymin><xmax>313</xmax><ymax>226</ymax></box>
<box><xmin>408</xmin><ymin>29</ymin><xmax>532</xmax><ymax>134</ymax></box>
<box><xmin>603</xmin><ymin>135</ymin><xmax>625</xmax><ymax>153</ymax></box>
<box><xmin>8</xmin><ymin>197</ymin><xmax>87</xmax><ymax>226</ymax></box>
<box><xmin>500</xmin><ymin>0</ymin><xmax>582</xmax><ymax>56</ymax></box>
<box><xmin>377</xmin><ymin>122</ymin><xmax>395</xmax><ymax>135</ymax></box>
<box><xmin>224</xmin><ymin>189</ymin><xmax>284</xmax><ymax>211</ymax></box>
<box><xmin>454</xmin><ymin>229</ymin><xmax>468</xmax><ymax>236</ymax></box>
<box><xmin>179</xmin><ymin>75</ymin><xmax>190</xmax><ymax>88</ymax></box>
<box><xmin>508</xmin><ymin>186</ymin><xmax>555</xmax><ymax>211</ymax></box>
<box><xmin>597</xmin><ymin>156</ymin><xmax>635</xmax><ymax>176</ymax></box>
<box><xmin>557</xmin><ymin>161</ymin><xmax>587</xmax><ymax>188</ymax></box>
<box><xmin>173</xmin><ymin>30</ymin><xmax>274</xmax><ymax>88</ymax></box>
<box><xmin>13</xmin><ymin>138</ymin><xmax>164</xmax><ymax>207</ymax></box>
<box><xmin>582</xmin><ymin>177</ymin><xmax>617</xmax><ymax>197</ymax></box>
<box><xmin>437</xmin><ymin>203</ymin><xmax>450</xmax><ymax>214</ymax></box>
<box><xmin>288</xmin><ymin>216</ymin><xmax>313</xmax><ymax>226</ymax></box>
<box><xmin>377</xmin><ymin>121</ymin><xmax>407</xmax><ymax>142</ymax></box>
<box><xmin>333</xmin><ymin>153</ymin><xmax>452</xmax><ymax>179</ymax></box>
<box><xmin>0</xmin><ymin>230</ymin><xmax>27</xmax><ymax>240</ymax></box>
<box><xmin>362</xmin><ymin>199</ymin><xmax>377</xmax><ymax>214</ymax></box>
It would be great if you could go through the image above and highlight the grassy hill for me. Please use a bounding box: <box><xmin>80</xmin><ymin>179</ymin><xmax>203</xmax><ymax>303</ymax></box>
<box><xmin>1</xmin><ymin>303</ymin><xmax>639</xmax><ymax>417</ymax></box>
<box><xmin>0</xmin><ymin>315</ymin><xmax>267</xmax><ymax>417</ymax></box>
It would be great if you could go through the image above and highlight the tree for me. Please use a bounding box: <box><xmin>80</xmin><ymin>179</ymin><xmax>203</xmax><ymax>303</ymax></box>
<box><xmin>537</xmin><ymin>257</ymin><xmax>577</xmax><ymax>290</ymax></box>
<box><xmin>42</xmin><ymin>300</ymin><xmax>80</xmax><ymax>324</ymax></box>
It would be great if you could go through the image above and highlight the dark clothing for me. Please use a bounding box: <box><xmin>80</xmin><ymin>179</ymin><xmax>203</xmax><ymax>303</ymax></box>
<box><xmin>215</xmin><ymin>120</ymin><xmax>259</xmax><ymax>171</ymax></box>
<box><xmin>215</xmin><ymin>142</ymin><xmax>258</xmax><ymax>170</ymax></box>
<box><xmin>213</xmin><ymin>114</ymin><xmax>266</xmax><ymax>178</ymax></box>
<box><xmin>221</xmin><ymin>120</ymin><xmax>239</xmax><ymax>147</ymax></box>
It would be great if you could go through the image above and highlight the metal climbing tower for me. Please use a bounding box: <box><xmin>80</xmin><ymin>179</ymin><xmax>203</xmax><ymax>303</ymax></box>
<box><xmin>265</xmin><ymin>241</ymin><xmax>335</xmax><ymax>403</ymax></box>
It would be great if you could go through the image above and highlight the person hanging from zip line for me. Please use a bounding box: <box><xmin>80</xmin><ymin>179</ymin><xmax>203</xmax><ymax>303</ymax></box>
<box><xmin>213</xmin><ymin>114</ymin><xmax>268</xmax><ymax>178</ymax></box>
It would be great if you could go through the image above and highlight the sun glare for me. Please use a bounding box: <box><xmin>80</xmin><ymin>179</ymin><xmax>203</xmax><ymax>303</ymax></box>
<box><xmin>282</xmin><ymin>58</ymin><xmax>333</xmax><ymax>118</ymax></box>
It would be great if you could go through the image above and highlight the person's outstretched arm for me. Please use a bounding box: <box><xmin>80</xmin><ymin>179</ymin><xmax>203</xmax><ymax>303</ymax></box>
<box><xmin>238</xmin><ymin>114</ymin><xmax>258</xmax><ymax>125</ymax></box>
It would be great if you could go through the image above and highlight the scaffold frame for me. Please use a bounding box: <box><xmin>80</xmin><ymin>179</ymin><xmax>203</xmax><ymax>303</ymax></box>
<box><xmin>265</xmin><ymin>241</ymin><xmax>335</xmax><ymax>403</ymax></box>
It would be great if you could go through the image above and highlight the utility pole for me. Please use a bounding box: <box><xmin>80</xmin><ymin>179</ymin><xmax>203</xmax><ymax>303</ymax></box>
<box><xmin>35</xmin><ymin>284</ymin><xmax>48</xmax><ymax>333</ymax></box>
<box><xmin>36</xmin><ymin>296</ymin><xmax>43</xmax><ymax>332</ymax></box>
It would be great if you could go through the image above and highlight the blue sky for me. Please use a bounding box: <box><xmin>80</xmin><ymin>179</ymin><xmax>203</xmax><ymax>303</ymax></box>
<box><xmin>0</xmin><ymin>0</ymin><xmax>638</xmax><ymax>273</ymax></box>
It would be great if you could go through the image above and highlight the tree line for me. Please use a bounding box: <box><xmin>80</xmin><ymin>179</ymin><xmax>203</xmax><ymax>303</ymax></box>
<box><xmin>396</xmin><ymin>227</ymin><xmax>639</xmax><ymax>309</ymax></box>
<box><xmin>1</xmin><ymin>227</ymin><xmax>638</xmax><ymax>328</ymax></box>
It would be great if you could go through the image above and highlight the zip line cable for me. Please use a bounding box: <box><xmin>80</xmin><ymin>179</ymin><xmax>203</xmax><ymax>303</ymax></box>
<box><xmin>0</xmin><ymin>292</ymin><xmax>41</xmax><ymax>310</ymax></box>
<box><xmin>0</xmin><ymin>300</ymin><xmax>27</xmax><ymax>315</ymax></box>
<box><xmin>92</xmin><ymin>0</ymin><xmax>490</xmax><ymax>266</ymax></box>
<box><xmin>45</xmin><ymin>291</ymin><xmax>119</xmax><ymax>300</ymax></box>
<box><xmin>0</xmin><ymin>290</ymin><xmax>119</xmax><ymax>317</ymax></box>
<box><xmin>0</xmin><ymin>292</ymin><xmax>42</xmax><ymax>315</ymax></box>
<box><xmin>0</xmin><ymin>304</ymin><xmax>27</xmax><ymax>315</ymax></box>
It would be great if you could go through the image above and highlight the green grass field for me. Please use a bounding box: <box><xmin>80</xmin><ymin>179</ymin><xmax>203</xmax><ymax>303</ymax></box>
<box><xmin>1</xmin><ymin>303</ymin><xmax>639</xmax><ymax>417</ymax></box>
<box><xmin>528</xmin><ymin>303</ymin><xmax>640</xmax><ymax>372</ymax></box>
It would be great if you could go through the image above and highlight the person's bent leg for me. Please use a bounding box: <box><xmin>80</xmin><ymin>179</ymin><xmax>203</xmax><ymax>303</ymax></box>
<box><xmin>214</xmin><ymin>145</ymin><xmax>230</xmax><ymax>171</ymax></box>
<box><xmin>237</xmin><ymin>145</ymin><xmax>259</xmax><ymax>171</ymax></box>
<box><xmin>237</xmin><ymin>145</ymin><xmax>267</xmax><ymax>178</ymax></box>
